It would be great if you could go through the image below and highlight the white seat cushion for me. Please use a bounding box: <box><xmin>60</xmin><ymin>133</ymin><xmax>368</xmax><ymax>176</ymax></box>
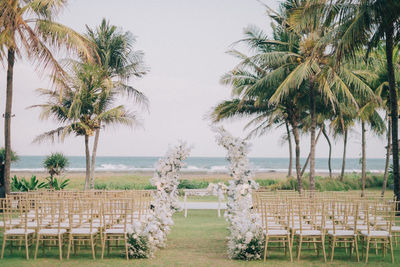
<box><xmin>360</xmin><ymin>230</ymin><xmax>389</xmax><ymax>237</ymax></box>
<box><xmin>391</xmin><ymin>226</ymin><xmax>400</xmax><ymax>232</ymax></box>
<box><xmin>327</xmin><ymin>230</ymin><xmax>356</xmax><ymax>236</ymax></box>
<box><xmin>105</xmin><ymin>228</ymin><xmax>127</xmax><ymax>234</ymax></box>
<box><xmin>70</xmin><ymin>228</ymin><xmax>98</xmax><ymax>235</ymax></box>
<box><xmin>265</xmin><ymin>230</ymin><xmax>289</xmax><ymax>236</ymax></box>
<box><xmin>38</xmin><ymin>229</ymin><xmax>67</xmax><ymax>235</ymax></box>
<box><xmin>5</xmin><ymin>228</ymin><xmax>35</xmax><ymax>235</ymax></box>
<box><xmin>295</xmin><ymin>230</ymin><xmax>322</xmax><ymax>236</ymax></box>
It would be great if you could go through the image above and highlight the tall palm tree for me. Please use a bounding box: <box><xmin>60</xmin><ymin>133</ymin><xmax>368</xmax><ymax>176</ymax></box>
<box><xmin>268</xmin><ymin>0</ymin><xmax>375</xmax><ymax>190</ymax></box>
<box><xmin>85</xmin><ymin>19</ymin><xmax>148</xmax><ymax>189</ymax></box>
<box><xmin>367</xmin><ymin>44</ymin><xmax>400</xmax><ymax>196</ymax></box>
<box><xmin>330</xmin><ymin>104</ymin><xmax>356</xmax><ymax>181</ymax></box>
<box><xmin>212</xmin><ymin>17</ymin><xmax>309</xmax><ymax>191</ymax></box>
<box><xmin>32</xmin><ymin>63</ymin><xmax>138</xmax><ymax>190</ymax></box>
<box><xmin>334</xmin><ymin>0</ymin><xmax>400</xmax><ymax>201</ymax></box>
<box><xmin>0</xmin><ymin>0</ymin><xmax>94</xmax><ymax>195</ymax></box>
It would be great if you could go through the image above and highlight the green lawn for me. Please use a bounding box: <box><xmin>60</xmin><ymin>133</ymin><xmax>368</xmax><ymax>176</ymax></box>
<box><xmin>1</xmin><ymin>210</ymin><xmax>399</xmax><ymax>266</ymax></box>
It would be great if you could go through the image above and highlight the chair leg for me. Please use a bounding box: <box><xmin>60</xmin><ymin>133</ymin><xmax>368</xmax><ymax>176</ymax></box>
<box><xmin>354</xmin><ymin>237</ymin><xmax>359</xmax><ymax>262</ymax></box>
<box><xmin>321</xmin><ymin>236</ymin><xmax>327</xmax><ymax>262</ymax></box>
<box><xmin>34</xmin><ymin>235</ymin><xmax>40</xmax><ymax>259</ymax></box>
<box><xmin>264</xmin><ymin>236</ymin><xmax>269</xmax><ymax>261</ymax></box>
<box><xmin>365</xmin><ymin>237</ymin><xmax>370</xmax><ymax>263</ymax></box>
<box><xmin>90</xmin><ymin>235</ymin><xmax>96</xmax><ymax>260</ymax></box>
<box><xmin>287</xmin><ymin>234</ymin><xmax>293</xmax><ymax>262</ymax></box>
<box><xmin>1</xmin><ymin>235</ymin><xmax>7</xmax><ymax>259</ymax></box>
<box><xmin>389</xmin><ymin>237</ymin><xmax>394</xmax><ymax>264</ymax></box>
<box><xmin>330</xmin><ymin>236</ymin><xmax>336</xmax><ymax>261</ymax></box>
<box><xmin>58</xmin><ymin>235</ymin><xmax>63</xmax><ymax>260</ymax></box>
<box><xmin>124</xmin><ymin>234</ymin><xmax>129</xmax><ymax>260</ymax></box>
<box><xmin>25</xmin><ymin>235</ymin><xmax>29</xmax><ymax>260</ymax></box>
<box><xmin>67</xmin><ymin>235</ymin><xmax>71</xmax><ymax>259</ymax></box>
<box><xmin>101</xmin><ymin>234</ymin><xmax>106</xmax><ymax>259</ymax></box>
<box><xmin>297</xmin><ymin>236</ymin><xmax>302</xmax><ymax>261</ymax></box>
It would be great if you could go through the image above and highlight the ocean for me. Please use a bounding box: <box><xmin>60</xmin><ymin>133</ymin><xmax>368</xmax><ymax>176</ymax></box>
<box><xmin>11</xmin><ymin>156</ymin><xmax>386</xmax><ymax>173</ymax></box>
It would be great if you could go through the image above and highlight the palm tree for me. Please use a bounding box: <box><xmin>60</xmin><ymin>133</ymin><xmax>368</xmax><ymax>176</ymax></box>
<box><xmin>0</xmin><ymin>0</ymin><xmax>94</xmax><ymax>195</ymax></box>
<box><xmin>367</xmin><ymin>44</ymin><xmax>400</xmax><ymax>196</ymax></box>
<box><xmin>211</xmin><ymin>16</ymin><xmax>309</xmax><ymax>191</ymax></box>
<box><xmin>43</xmin><ymin>152</ymin><xmax>69</xmax><ymax>189</ymax></box>
<box><xmin>330</xmin><ymin>104</ymin><xmax>356</xmax><ymax>181</ymax></box>
<box><xmin>334</xmin><ymin>0</ymin><xmax>400</xmax><ymax>201</ymax></box>
<box><xmin>0</xmin><ymin>148</ymin><xmax>18</xmax><ymax>198</ymax></box>
<box><xmin>32</xmin><ymin>63</ymin><xmax>138</xmax><ymax>190</ymax></box>
<box><xmin>85</xmin><ymin>19</ymin><xmax>148</xmax><ymax>189</ymax></box>
<box><xmin>267</xmin><ymin>0</ymin><xmax>375</xmax><ymax>191</ymax></box>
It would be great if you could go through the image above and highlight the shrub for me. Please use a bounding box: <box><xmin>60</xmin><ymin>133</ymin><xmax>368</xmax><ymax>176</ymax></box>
<box><xmin>11</xmin><ymin>175</ymin><xmax>47</xmax><ymax>192</ymax></box>
<box><xmin>255</xmin><ymin>179</ymin><xmax>277</xmax><ymax>187</ymax></box>
<box><xmin>178</xmin><ymin>179</ymin><xmax>209</xmax><ymax>189</ymax></box>
<box><xmin>263</xmin><ymin>173</ymin><xmax>385</xmax><ymax>192</ymax></box>
<box><xmin>43</xmin><ymin>153</ymin><xmax>69</xmax><ymax>189</ymax></box>
<box><xmin>49</xmin><ymin>177</ymin><xmax>70</xmax><ymax>190</ymax></box>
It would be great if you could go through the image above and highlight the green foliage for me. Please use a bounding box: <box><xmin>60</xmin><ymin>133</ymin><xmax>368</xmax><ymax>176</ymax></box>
<box><xmin>255</xmin><ymin>179</ymin><xmax>278</xmax><ymax>187</ymax></box>
<box><xmin>0</xmin><ymin>148</ymin><xmax>19</xmax><ymax>163</ymax></box>
<box><xmin>178</xmin><ymin>179</ymin><xmax>209</xmax><ymax>189</ymax></box>
<box><xmin>265</xmin><ymin>174</ymin><xmax>385</xmax><ymax>192</ymax></box>
<box><xmin>43</xmin><ymin>153</ymin><xmax>69</xmax><ymax>176</ymax></box>
<box><xmin>43</xmin><ymin>152</ymin><xmax>69</xmax><ymax>189</ymax></box>
<box><xmin>11</xmin><ymin>175</ymin><xmax>47</xmax><ymax>192</ymax></box>
<box><xmin>48</xmin><ymin>177</ymin><xmax>70</xmax><ymax>190</ymax></box>
<box><xmin>94</xmin><ymin>182</ymin><xmax>156</xmax><ymax>190</ymax></box>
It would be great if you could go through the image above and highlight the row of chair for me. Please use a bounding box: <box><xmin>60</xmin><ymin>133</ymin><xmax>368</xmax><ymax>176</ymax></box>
<box><xmin>0</xmin><ymin>190</ymin><xmax>152</xmax><ymax>260</ymax></box>
<box><xmin>253</xmin><ymin>190</ymin><xmax>399</xmax><ymax>263</ymax></box>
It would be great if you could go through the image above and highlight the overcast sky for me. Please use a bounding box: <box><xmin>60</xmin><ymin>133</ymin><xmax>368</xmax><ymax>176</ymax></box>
<box><xmin>0</xmin><ymin>0</ymin><xmax>387</xmax><ymax>158</ymax></box>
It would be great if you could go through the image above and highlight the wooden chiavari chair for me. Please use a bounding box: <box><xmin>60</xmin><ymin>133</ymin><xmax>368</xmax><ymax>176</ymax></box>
<box><xmin>294</xmin><ymin>200</ymin><xmax>327</xmax><ymax>262</ymax></box>
<box><xmin>359</xmin><ymin>201</ymin><xmax>394</xmax><ymax>263</ymax></box>
<box><xmin>1</xmin><ymin>197</ymin><xmax>35</xmax><ymax>259</ymax></box>
<box><xmin>326</xmin><ymin>200</ymin><xmax>359</xmax><ymax>261</ymax></box>
<box><xmin>262</xmin><ymin>201</ymin><xmax>292</xmax><ymax>261</ymax></box>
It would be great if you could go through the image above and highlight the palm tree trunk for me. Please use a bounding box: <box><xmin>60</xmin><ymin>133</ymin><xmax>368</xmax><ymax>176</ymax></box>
<box><xmin>285</xmin><ymin>121</ymin><xmax>293</xmax><ymax>177</ymax></box>
<box><xmin>90</xmin><ymin>127</ymin><xmax>100</xmax><ymax>189</ymax></box>
<box><xmin>321</xmin><ymin>124</ymin><xmax>332</xmax><ymax>179</ymax></box>
<box><xmin>301</xmin><ymin>126</ymin><xmax>323</xmax><ymax>177</ymax></box>
<box><xmin>309</xmin><ymin>78</ymin><xmax>317</xmax><ymax>191</ymax></box>
<box><xmin>340</xmin><ymin>129</ymin><xmax>348</xmax><ymax>182</ymax></box>
<box><xmin>386</xmin><ymin>25</ymin><xmax>400</xmax><ymax>203</ymax></box>
<box><xmin>84</xmin><ymin>134</ymin><xmax>91</xmax><ymax>190</ymax></box>
<box><xmin>361</xmin><ymin>121</ymin><xmax>367</xmax><ymax>197</ymax></box>
<box><xmin>3</xmin><ymin>48</ymin><xmax>15</xmax><ymax>196</ymax></box>
<box><xmin>291</xmin><ymin>120</ymin><xmax>302</xmax><ymax>193</ymax></box>
<box><xmin>382</xmin><ymin>116</ymin><xmax>391</xmax><ymax>197</ymax></box>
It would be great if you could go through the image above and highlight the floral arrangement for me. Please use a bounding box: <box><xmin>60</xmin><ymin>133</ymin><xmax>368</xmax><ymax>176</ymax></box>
<box><xmin>207</xmin><ymin>182</ymin><xmax>228</xmax><ymax>201</ymax></box>
<box><xmin>215</xmin><ymin>127</ymin><xmax>264</xmax><ymax>260</ymax></box>
<box><xmin>127</xmin><ymin>142</ymin><xmax>191</xmax><ymax>258</ymax></box>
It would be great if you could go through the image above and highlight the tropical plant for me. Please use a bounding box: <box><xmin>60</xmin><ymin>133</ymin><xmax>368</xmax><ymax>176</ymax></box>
<box><xmin>0</xmin><ymin>148</ymin><xmax>19</xmax><ymax>197</ymax></box>
<box><xmin>84</xmin><ymin>19</ymin><xmax>148</xmax><ymax>189</ymax></box>
<box><xmin>11</xmin><ymin>175</ymin><xmax>46</xmax><ymax>192</ymax></box>
<box><xmin>48</xmin><ymin>177</ymin><xmax>70</xmax><ymax>190</ymax></box>
<box><xmin>43</xmin><ymin>152</ymin><xmax>69</xmax><ymax>189</ymax></box>
<box><xmin>333</xmin><ymin>0</ymin><xmax>400</xmax><ymax>201</ymax></box>
<box><xmin>32</xmin><ymin>62</ymin><xmax>138</xmax><ymax>190</ymax></box>
<box><xmin>0</xmin><ymin>0</ymin><xmax>95</xmax><ymax>195</ymax></box>
<box><xmin>268</xmin><ymin>0</ymin><xmax>376</xmax><ymax>191</ymax></box>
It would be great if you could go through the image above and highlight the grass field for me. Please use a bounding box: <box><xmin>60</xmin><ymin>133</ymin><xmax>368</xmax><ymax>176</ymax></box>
<box><xmin>1</xmin><ymin>209</ymin><xmax>399</xmax><ymax>266</ymax></box>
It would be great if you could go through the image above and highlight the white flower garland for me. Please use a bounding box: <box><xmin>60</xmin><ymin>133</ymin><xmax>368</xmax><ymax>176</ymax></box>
<box><xmin>207</xmin><ymin>182</ymin><xmax>228</xmax><ymax>202</ymax></box>
<box><xmin>215</xmin><ymin>127</ymin><xmax>264</xmax><ymax>260</ymax></box>
<box><xmin>127</xmin><ymin>142</ymin><xmax>191</xmax><ymax>258</ymax></box>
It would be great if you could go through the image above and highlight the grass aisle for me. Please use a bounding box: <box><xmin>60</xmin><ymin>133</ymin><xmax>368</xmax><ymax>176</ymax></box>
<box><xmin>1</xmin><ymin>209</ymin><xmax>400</xmax><ymax>266</ymax></box>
